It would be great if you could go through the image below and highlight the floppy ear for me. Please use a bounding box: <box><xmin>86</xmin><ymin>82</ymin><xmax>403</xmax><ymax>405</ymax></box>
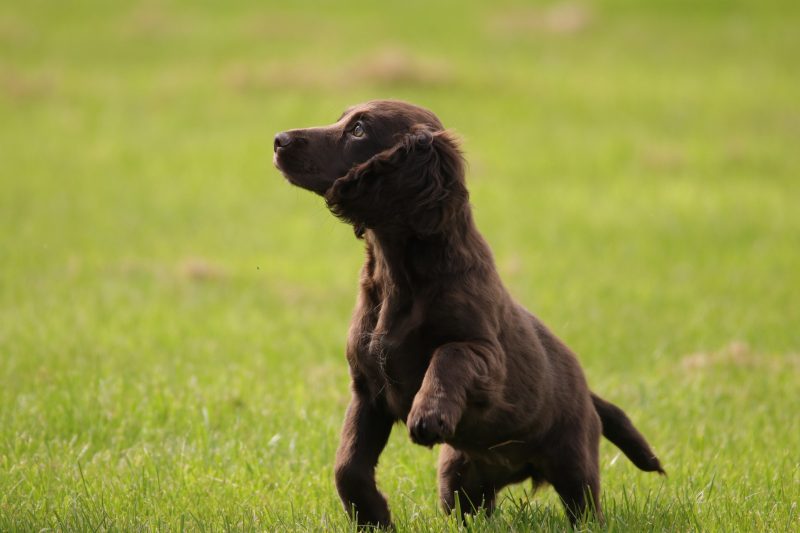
<box><xmin>325</xmin><ymin>128</ymin><xmax>467</xmax><ymax>236</ymax></box>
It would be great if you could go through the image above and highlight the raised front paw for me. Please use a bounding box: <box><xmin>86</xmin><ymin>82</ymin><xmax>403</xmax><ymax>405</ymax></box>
<box><xmin>406</xmin><ymin>397</ymin><xmax>458</xmax><ymax>447</ymax></box>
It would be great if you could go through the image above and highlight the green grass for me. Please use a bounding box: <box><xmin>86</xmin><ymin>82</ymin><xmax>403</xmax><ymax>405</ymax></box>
<box><xmin>1</xmin><ymin>0</ymin><xmax>798</xmax><ymax>530</ymax></box>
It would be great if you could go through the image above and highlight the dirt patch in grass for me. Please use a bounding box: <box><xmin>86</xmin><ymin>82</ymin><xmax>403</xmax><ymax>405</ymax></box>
<box><xmin>0</xmin><ymin>13</ymin><xmax>32</xmax><ymax>44</ymax></box>
<box><xmin>640</xmin><ymin>143</ymin><xmax>686</xmax><ymax>171</ymax></box>
<box><xmin>222</xmin><ymin>46</ymin><xmax>453</xmax><ymax>93</ymax></box>
<box><xmin>350</xmin><ymin>46</ymin><xmax>452</xmax><ymax>87</ymax></box>
<box><xmin>112</xmin><ymin>257</ymin><xmax>228</xmax><ymax>283</ymax></box>
<box><xmin>487</xmin><ymin>2</ymin><xmax>593</xmax><ymax>37</ymax></box>
<box><xmin>243</xmin><ymin>14</ymin><xmax>334</xmax><ymax>40</ymax></box>
<box><xmin>119</xmin><ymin>3</ymin><xmax>182</xmax><ymax>38</ymax></box>
<box><xmin>176</xmin><ymin>257</ymin><xmax>228</xmax><ymax>283</ymax></box>
<box><xmin>0</xmin><ymin>66</ymin><xmax>56</xmax><ymax>101</ymax></box>
<box><xmin>680</xmin><ymin>341</ymin><xmax>800</xmax><ymax>372</ymax></box>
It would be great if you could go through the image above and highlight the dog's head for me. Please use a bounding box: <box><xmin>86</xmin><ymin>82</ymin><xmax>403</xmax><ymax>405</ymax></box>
<box><xmin>274</xmin><ymin>100</ymin><xmax>467</xmax><ymax>236</ymax></box>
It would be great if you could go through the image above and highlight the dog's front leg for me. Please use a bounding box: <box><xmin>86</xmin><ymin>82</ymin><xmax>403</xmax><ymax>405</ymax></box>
<box><xmin>334</xmin><ymin>385</ymin><xmax>394</xmax><ymax>529</ymax></box>
<box><xmin>407</xmin><ymin>341</ymin><xmax>495</xmax><ymax>446</ymax></box>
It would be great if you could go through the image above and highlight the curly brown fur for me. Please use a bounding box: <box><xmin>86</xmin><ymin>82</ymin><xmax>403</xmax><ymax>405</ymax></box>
<box><xmin>274</xmin><ymin>100</ymin><xmax>664</xmax><ymax>529</ymax></box>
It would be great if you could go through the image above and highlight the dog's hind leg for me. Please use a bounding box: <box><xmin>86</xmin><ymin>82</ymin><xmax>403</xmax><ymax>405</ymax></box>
<box><xmin>545</xmin><ymin>412</ymin><xmax>604</xmax><ymax>525</ymax></box>
<box><xmin>437</xmin><ymin>445</ymin><xmax>496</xmax><ymax>517</ymax></box>
<box><xmin>549</xmin><ymin>461</ymin><xmax>602</xmax><ymax>526</ymax></box>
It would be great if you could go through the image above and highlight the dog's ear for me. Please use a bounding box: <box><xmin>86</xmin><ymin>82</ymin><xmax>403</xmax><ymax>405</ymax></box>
<box><xmin>407</xmin><ymin>128</ymin><xmax>467</xmax><ymax>235</ymax></box>
<box><xmin>326</xmin><ymin>127</ymin><xmax>467</xmax><ymax>236</ymax></box>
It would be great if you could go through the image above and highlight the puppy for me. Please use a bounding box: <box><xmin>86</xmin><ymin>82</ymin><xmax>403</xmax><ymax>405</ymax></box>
<box><xmin>274</xmin><ymin>100</ymin><xmax>664</xmax><ymax>528</ymax></box>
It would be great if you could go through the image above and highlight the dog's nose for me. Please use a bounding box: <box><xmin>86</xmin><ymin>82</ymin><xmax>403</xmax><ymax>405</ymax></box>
<box><xmin>274</xmin><ymin>132</ymin><xmax>293</xmax><ymax>152</ymax></box>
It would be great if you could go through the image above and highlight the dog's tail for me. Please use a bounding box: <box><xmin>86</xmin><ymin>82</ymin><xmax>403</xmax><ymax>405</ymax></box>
<box><xmin>591</xmin><ymin>392</ymin><xmax>665</xmax><ymax>475</ymax></box>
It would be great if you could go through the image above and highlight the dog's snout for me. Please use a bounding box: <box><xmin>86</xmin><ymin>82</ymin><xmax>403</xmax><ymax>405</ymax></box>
<box><xmin>274</xmin><ymin>132</ymin><xmax>293</xmax><ymax>152</ymax></box>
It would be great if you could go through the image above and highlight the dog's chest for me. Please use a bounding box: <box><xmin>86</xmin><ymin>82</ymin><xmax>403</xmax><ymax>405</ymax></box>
<box><xmin>351</xmin><ymin>255</ymin><xmax>441</xmax><ymax>418</ymax></box>
<box><xmin>364</xmin><ymin>326</ymin><xmax>430</xmax><ymax>418</ymax></box>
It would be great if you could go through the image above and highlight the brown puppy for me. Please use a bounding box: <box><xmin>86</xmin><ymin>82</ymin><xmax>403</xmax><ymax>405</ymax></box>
<box><xmin>273</xmin><ymin>100</ymin><xmax>664</xmax><ymax>528</ymax></box>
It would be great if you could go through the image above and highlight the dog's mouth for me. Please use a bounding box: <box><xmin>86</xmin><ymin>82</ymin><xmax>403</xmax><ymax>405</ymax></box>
<box><xmin>274</xmin><ymin>153</ymin><xmax>335</xmax><ymax>196</ymax></box>
<box><xmin>273</xmin><ymin>152</ymin><xmax>295</xmax><ymax>181</ymax></box>
<box><xmin>273</xmin><ymin>150</ymin><xmax>303</xmax><ymax>181</ymax></box>
<box><xmin>272</xmin><ymin>152</ymin><xmax>296</xmax><ymax>184</ymax></box>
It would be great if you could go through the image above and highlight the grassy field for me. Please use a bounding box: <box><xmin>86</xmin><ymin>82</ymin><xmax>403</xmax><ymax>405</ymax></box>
<box><xmin>1</xmin><ymin>0</ymin><xmax>798</xmax><ymax>530</ymax></box>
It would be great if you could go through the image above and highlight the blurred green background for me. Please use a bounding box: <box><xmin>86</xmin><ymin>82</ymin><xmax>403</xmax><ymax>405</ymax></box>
<box><xmin>1</xmin><ymin>1</ymin><xmax>798</xmax><ymax>531</ymax></box>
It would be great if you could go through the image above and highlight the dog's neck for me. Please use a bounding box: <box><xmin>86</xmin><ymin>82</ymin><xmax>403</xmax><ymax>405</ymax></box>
<box><xmin>362</xmin><ymin>208</ymin><xmax>494</xmax><ymax>291</ymax></box>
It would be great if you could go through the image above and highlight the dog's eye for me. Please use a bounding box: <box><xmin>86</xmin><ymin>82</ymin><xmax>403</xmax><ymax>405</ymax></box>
<box><xmin>351</xmin><ymin>122</ymin><xmax>365</xmax><ymax>138</ymax></box>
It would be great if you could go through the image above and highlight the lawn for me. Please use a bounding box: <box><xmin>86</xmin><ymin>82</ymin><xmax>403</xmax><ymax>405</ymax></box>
<box><xmin>1</xmin><ymin>0</ymin><xmax>798</xmax><ymax>531</ymax></box>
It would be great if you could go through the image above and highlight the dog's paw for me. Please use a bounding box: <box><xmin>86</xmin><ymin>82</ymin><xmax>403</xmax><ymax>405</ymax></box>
<box><xmin>406</xmin><ymin>399</ymin><xmax>457</xmax><ymax>447</ymax></box>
